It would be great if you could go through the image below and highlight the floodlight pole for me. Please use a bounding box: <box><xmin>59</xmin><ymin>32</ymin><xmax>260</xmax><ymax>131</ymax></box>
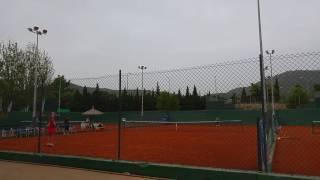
<box><xmin>33</xmin><ymin>33</ymin><xmax>39</xmax><ymax>122</ymax></box>
<box><xmin>215</xmin><ymin>76</ymin><xmax>218</xmax><ymax>101</ymax></box>
<box><xmin>58</xmin><ymin>75</ymin><xmax>62</xmax><ymax>120</ymax></box>
<box><xmin>138</xmin><ymin>66</ymin><xmax>147</xmax><ymax>118</ymax></box>
<box><xmin>28</xmin><ymin>26</ymin><xmax>47</xmax><ymax>125</ymax></box>
<box><xmin>28</xmin><ymin>26</ymin><xmax>47</xmax><ymax>153</ymax></box>
<box><xmin>126</xmin><ymin>73</ymin><xmax>132</xmax><ymax>90</ymax></box>
<box><xmin>126</xmin><ymin>73</ymin><xmax>129</xmax><ymax>90</ymax></box>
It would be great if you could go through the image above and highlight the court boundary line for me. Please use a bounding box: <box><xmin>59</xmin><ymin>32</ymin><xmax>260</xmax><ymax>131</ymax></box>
<box><xmin>122</xmin><ymin>119</ymin><xmax>243</xmax><ymax>124</ymax></box>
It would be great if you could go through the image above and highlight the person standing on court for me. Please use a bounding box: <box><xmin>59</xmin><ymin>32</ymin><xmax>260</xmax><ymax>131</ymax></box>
<box><xmin>63</xmin><ymin>117</ymin><xmax>70</xmax><ymax>135</ymax></box>
<box><xmin>47</xmin><ymin>112</ymin><xmax>57</xmax><ymax>147</ymax></box>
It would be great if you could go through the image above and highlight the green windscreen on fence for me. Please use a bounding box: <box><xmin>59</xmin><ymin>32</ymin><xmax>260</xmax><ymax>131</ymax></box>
<box><xmin>1</xmin><ymin>109</ymin><xmax>319</xmax><ymax>127</ymax></box>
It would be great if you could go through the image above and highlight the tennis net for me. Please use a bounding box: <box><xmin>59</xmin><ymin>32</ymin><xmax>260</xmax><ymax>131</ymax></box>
<box><xmin>122</xmin><ymin>119</ymin><xmax>244</xmax><ymax>132</ymax></box>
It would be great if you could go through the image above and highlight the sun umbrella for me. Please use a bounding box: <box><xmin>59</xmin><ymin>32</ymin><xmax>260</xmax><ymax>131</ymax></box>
<box><xmin>82</xmin><ymin>106</ymin><xmax>103</xmax><ymax>116</ymax></box>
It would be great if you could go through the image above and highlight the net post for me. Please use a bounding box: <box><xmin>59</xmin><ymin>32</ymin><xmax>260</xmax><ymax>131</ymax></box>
<box><xmin>175</xmin><ymin>122</ymin><xmax>178</xmax><ymax>132</ymax></box>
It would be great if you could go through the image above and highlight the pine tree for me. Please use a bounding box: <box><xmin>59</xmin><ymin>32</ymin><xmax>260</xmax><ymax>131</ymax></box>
<box><xmin>192</xmin><ymin>85</ymin><xmax>198</xmax><ymax>97</ymax></box>
<box><xmin>81</xmin><ymin>86</ymin><xmax>90</xmax><ymax>110</ymax></box>
<box><xmin>240</xmin><ymin>87</ymin><xmax>247</xmax><ymax>103</ymax></box>
<box><xmin>177</xmin><ymin>89</ymin><xmax>182</xmax><ymax>98</ymax></box>
<box><xmin>183</xmin><ymin>86</ymin><xmax>192</xmax><ymax>110</ymax></box>
<box><xmin>191</xmin><ymin>85</ymin><xmax>201</xmax><ymax>109</ymax></box>
<box><xmin>134</xmin><ymin>88</ymin><xmax>140</xmax><ymax>110</ymax></box>
<box><xmin>123</xmin><ymin>88</ymin><xmax>127</xmax><ymax>96</ymax></box>
<box><xmin>92</xmin><ymin>83</ymin><xmax>104</xmax><ymax>110</ymax></box>
<box><xmin>95</xmin><ymin>83</ymin><xmax>100</xmax><ymax>93</ymax></box>
<box><xmin>231</xmin><ymin>93</ymin><xmax>237</xmax><ymax>104</ymax></box>
<box><xmin>122</xmin><ymin>88</ymin><xmax>128</xmax><ymax>110</ymax></box>
<box><xmin>186</xmin><ymin>86</ymin><xmax>190</xmax><ymax>97</ymax></box>
<box><xmin>250</xmin><ymin>83</ymin><xmax>260</xmax><ymax>103</ymax></box>
<box><xmin>156</xmin><ymin>82</ymin><xmax>160</xmax><ymax>96</ymax></box>
<box><xmin>83</xmin><ymin>86</ymin><xmax>88</xmax><ymax>96</ymax></box>
<box><xmin>70</xmin><ymin>90</ymin><xmax>82</xmax><ymax>111</ymax></box>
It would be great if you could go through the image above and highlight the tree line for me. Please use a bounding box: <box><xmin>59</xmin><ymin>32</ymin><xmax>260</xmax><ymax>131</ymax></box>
<box><xmin>235</xmin><ymin>77</ymin><xmax>320</xmax><ymax>108</ymax></box>
<box><xmin>66</xmin><ymin>82</ymin><xmax>206</xmax><ymax>112</ymax></box>
<box><xmin>235</xmin><ymin>78</ymin><xmax>281</xmax><ymax>104</ymax></box>
<box><xmin>1</xmin><ymin>68</ymin><xmax>316</xmax><ymax>113</ymax></box>
<box><xmin>0</xmin><ymin>41</ymin><xmax>53</xmax><ymax>112</ymax></box>
<box><xmin>1</xmin><ymin>41</ymin><xmax>318</xmax><ymax>112</ymax></box>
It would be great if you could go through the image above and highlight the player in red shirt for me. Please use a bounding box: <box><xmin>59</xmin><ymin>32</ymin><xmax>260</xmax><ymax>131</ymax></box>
<box><xmin>47</xmin><ymin>112</ymin><xmax>57</xmax><ymax>147</ymax></box>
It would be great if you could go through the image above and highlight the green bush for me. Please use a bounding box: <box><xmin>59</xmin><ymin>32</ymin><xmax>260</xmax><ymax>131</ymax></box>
<box><xmin>286</xmin><ymin>85</ymin><xmax>309</xmax><ymax>108</ymax></box>
<box><xmin>156</xmin><ymin>92</ymin><xmax>180</xmax><ymax>111</ymax></box>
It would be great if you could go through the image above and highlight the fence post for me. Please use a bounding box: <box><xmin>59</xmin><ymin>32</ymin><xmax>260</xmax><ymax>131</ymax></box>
<box><xmin>257</xmin><ymin>117</ymin><xmax>268</xmax><ymax>172</ymax></box>
<box><xmin>37</xmin><ymin>114</ymin><xmax>41</xmax><ymax>153</ymax></box>
<box><xmin>257</xmin><ymin>118</ymin><xmax>262</xmax><ymax>171</ymax></box>
<box><xmin>117</xmin><ymin>70</ymin><xmax>122</xmax><ymax>160</ymax></box>
<box><xmin>37</xmin><ymin>81</ymin><xmax>45</xmax><ymax>153</ymax></box>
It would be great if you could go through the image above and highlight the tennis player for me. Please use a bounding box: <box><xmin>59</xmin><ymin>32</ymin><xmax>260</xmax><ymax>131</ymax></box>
<box><xmin>47</xmin><ymin>112</ymin><xmax>57</xmax><ymax>147</ymax></box>
<box><xmin>63</xmin><ymin>117</ymin><xmax>70</xmax><ymax>135</ymax></box>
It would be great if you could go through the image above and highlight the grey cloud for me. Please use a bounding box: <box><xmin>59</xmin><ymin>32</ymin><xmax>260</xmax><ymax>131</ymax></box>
<box><xmin>0</xmin><ymin>0</ymin><xmax>319</xmax><ymax>78</ymax></box>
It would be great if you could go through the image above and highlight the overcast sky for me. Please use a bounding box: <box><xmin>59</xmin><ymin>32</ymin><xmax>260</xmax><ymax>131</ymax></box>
<box><xmin>1</xmin><ymin>0</ymin><xmax>319</xmax><ymax>79</ymax></box>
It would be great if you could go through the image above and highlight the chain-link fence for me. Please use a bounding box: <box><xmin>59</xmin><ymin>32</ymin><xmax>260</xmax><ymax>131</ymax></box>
<box><xmin>0</xmin><ymin>51</ymin><xmax>320</xmax><ymax>177</ymax></box>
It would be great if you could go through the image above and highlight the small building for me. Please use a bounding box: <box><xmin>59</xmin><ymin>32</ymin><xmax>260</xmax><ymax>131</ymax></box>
<box><xmin>206</xmin><ymin>96</ymin><xmax>234</xmax><ymax>110</ymax></box>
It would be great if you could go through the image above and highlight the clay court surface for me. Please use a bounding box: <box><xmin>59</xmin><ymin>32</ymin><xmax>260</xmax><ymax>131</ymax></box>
<box><xmin>0</xmin><ymin>161</ymin><xmax>149</xmax><ymax>180</ymax></box>
<box><xmin>272</xmin><ymin>126</ymin><xmax>320</xmax><ymax>177</ymax></box>
<box><xmin>0</xmin><ymin>124</ymin><xmax>319</xmax><ymax>177</ymax></box>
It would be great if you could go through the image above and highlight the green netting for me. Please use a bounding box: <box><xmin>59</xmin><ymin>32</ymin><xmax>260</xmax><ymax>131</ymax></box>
<box><xmin>277</xmin><ymin>108</ymin><xmax>320</xmax><ymax>126</ymax></box>
<box><xmin>0</xmin><ymin>108</ymin><xmax>319</xmax><ymax>128</ymax></box>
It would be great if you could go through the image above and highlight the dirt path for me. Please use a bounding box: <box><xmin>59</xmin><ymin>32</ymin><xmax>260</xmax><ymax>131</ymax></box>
<box><xmin>0</xmin><ymin>161</ymin><xmax>151</xmax><ymax>180</ymax></box>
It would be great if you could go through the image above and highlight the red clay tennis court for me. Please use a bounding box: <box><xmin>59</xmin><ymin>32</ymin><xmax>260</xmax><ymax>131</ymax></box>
<box><xmin>0</xmin><ymin>124</ymin><xmax>319</xmax><ymax>177</ymax></box>
<box><xmin>0</xmin><ymin>123</ymin><xmax>258</xmax><ymax>171</ymax></box>
<box><xmin>272</xmin><ymin>126</ymin><xmax>320</xmax><ymax>177</ymax></box>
